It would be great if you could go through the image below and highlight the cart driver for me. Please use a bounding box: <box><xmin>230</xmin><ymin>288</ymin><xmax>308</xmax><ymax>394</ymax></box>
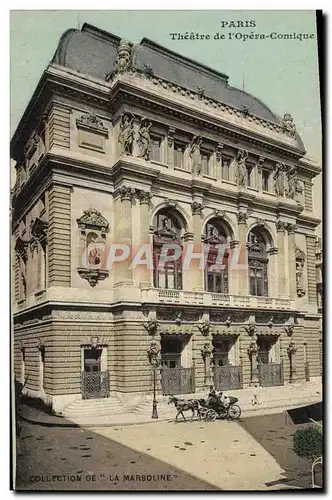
<box><xmin>219</xmin><ymin>391</ymin><xmax>230</xmax><ymax>408</ymax></box>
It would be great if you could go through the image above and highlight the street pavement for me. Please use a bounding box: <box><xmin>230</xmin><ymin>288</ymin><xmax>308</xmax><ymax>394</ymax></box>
<box><xmin>14</xmin><ymin>409</ymin><xmax>319</xmax><ymax>491</ymax></box>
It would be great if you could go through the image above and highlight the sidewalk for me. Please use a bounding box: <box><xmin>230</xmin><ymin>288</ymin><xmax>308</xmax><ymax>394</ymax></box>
<box><xmin>18</xmin><ymin>379</ymin><xmax>322</xmax><ymax>428</ymax></box>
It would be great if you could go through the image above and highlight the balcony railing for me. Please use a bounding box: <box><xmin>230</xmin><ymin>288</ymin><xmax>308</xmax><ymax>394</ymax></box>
<box><xmin>147</xmin><ymin>289</ymin><xmax>295</xmax><ymax>310</ymax></box>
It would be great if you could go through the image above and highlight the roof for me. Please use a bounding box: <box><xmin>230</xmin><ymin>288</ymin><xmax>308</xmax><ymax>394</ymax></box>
<box><xmin>52</xmin><ymin>23</ymin><xmax>279</xmax><ymax>124</ymax></box>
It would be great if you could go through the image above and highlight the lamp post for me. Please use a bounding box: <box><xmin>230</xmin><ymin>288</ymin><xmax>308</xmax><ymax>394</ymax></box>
<box><xmin>151</xmin><ymin>359</ymin><xmax>159</xmax><ymax>419</ymax></box>
<box><xmin>147</xmin><ymin>340</ymin><xmax>160</xmax><ymax>419</ymax></box>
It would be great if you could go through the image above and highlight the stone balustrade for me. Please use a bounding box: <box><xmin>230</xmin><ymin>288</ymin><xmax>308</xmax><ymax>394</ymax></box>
<box><xmin>151</xmin><ymin>288</ymin><xmax>295</xmax><ymax>310</ymax></box>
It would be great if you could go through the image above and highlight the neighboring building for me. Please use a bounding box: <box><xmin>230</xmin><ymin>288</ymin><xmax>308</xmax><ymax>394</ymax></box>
<box><xmin>11</xmin><ymin>23</ymin><xmax>322</xmax><ymax>413</ymax></box>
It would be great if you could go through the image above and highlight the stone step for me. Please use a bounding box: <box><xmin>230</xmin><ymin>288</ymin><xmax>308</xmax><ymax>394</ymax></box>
<box><xmin>63</xmin><ymin>398</ymin><xmax>125</xmax><ymax>417</ymax></box>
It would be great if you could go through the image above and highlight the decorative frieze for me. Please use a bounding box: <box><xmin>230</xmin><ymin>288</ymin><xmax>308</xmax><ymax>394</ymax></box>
<box><xmin>76</xmin><ymin>113</ymin><xmax>108</xmax><ymax>136</ymax></box>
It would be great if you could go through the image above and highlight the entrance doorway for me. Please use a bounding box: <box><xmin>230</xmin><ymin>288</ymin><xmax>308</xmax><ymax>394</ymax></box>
<box><xmin>257</xmin><ymin>336</ymin><xmax>284</xmax><ymax>387</ymax></box>
<box><xmin>160</xmin><ymin>335</ymin><xmax>195</xmax><ymax>395</ymax></box>
<box><xmin>212</xmin><ymin>337</ymin><xmax>242</xmax><ymax>390</ymax></box>
<box><xmin>81</xmin><ymin>347</ymin><xmax>109</xmax><ymax>399</ymax></box>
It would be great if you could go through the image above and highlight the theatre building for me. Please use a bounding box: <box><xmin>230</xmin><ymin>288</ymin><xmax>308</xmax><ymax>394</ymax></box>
<box><xmin>11</xmin><ymin>23</ymin><xmax>322</xmax><ymax>414</ymax></box>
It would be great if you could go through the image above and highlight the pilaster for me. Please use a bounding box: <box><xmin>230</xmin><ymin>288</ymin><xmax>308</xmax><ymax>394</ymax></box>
<box><xmin>275</xmin><ymin>220</ymin><xmax>287</xmax><ymax>297</ymax></box>
<box><xmin>287</xmin><ymin>223</ymin><xmax>297</xmax><ymax>299</ymax></box>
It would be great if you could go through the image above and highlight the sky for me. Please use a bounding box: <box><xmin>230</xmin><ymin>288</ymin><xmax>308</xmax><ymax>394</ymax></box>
<box><xmin>10</xmin><ymin>10</ymin><xmax>322</xmax><ymax>163</ymax></box>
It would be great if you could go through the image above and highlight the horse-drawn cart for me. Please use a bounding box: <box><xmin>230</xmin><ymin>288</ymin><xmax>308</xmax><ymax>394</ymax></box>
<box><xmin>168</xmin><ymin>394</ymin><xmax>242</xmax><ymax>422</ymax></box>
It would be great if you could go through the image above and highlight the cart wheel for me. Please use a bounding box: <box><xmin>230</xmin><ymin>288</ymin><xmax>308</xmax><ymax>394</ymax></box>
<box><xmin>228</xmin><ymin>404</ymin><xmax>241</xmax><ymax>420</ymax></box>
<box><xmin>218</xmin><ymin>407</ymin><xmax>228</xmax><ymax>419</ymax></box>
<box><xmin>205</xmin><ymin>409</ymin><xmax>217</xmax><ymax>422</ymax></box>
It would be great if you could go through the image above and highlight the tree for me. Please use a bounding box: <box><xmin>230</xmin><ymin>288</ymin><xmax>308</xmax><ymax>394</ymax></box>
<box><xmin>293</xmin><ymin>425</ymin><xmax>322</xmax><ymax>461</ymax></box>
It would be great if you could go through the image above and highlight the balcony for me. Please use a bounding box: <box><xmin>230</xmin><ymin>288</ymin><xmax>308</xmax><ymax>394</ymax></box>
<box><xmin>143</xmin><ymin>288</ymin><xmax>295</xmax><ymax>311</ymax></box>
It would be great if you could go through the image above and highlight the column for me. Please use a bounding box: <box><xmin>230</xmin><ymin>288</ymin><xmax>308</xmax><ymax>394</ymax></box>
<box><xmin>114</xmin><ymin>186</ymin><xmax>134</xmax><ymax>286</ymax></box>
<box><xmin>138</xmin><ymin>190</ymin><xmax>152</xmax><ymax>289</ymax></box>
<box><xmin>287</xmin><ymin>223</ymin><xmax>297</xmax><ymax>299</ymax></box>
<box><xmin>237</xmin><ymin>211</ymin><xmax>249</xmax><ymax>296</ymax></box>
<box><xmin>191</xmin><ymin>202</ymin><xmax>204</xmax><ymax>291</ymax></box>
<box><xmin>267</xmin><ymin>246</ymin><xmax>279</xmax><ymax>298</ymax></box>
<box><xmin>215</xmin><ymin>143</ymin><xmax>223</xmax><ymax>180</ymax></box>
<box><xmin>276</xmin><ymin>220</ymin><xmax>287</xmax><ymax>297</ymax></box>
<box><xmin>167</xmin><ymin>127</ymin><xmax>175</xmax><ymax>167</ymax></box>
<box><xmin>257</xmin><ymin>156</ymin><xmax>264</xmax><ymax>192</ymax></box>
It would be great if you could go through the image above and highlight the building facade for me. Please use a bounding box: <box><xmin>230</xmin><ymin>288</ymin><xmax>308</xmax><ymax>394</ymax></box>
<box><xmin>11</xmin><ymin>24</ymin><xmax>322</xmax><ymax>413</ymax></box>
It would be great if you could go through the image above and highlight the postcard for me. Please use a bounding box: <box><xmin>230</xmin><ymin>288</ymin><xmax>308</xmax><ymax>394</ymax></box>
<box><xmin>11</xmin><ymin>9</ymin><xmax>323</xmax><ymax>491</ymax></box>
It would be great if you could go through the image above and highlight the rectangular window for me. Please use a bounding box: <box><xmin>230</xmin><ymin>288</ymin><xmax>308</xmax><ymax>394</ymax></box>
<box><xmin>174</xmin><ymin>142</ymin><xmax>184</xmax><ymax>169</ymax></box>
<box><xmin>150</xmin><ymin>136</ymin><xmax>161</xmax><ymax>162</ymax></box>
<box><xmin>222</xmin><ymin>158</ymin><xmax>230</xmax><ymax>181</ymax></box>
<box><xmin>262</xmin><ymin>170</ymin><xmax>270</xmax><ymax>191</ymax></box>
<box><xmin>201</xmin><ymin>151</ymin><xmax>210</xmax><ymax>175</ymax></box>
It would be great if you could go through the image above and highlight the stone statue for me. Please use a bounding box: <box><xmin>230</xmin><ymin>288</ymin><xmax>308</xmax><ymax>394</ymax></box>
<box><xmin>116</xmin><ymin>40</ymin><xmax>132</xmax><ymax>74</ymax></box>
<box><xmin>137</xmin><ymin>118</ymin><xmax>152</xmax><ymax>160</ymax></box>
<box><xmin>118</xmin><ymin>112</ymin><xmax>134</xmax><ymax>155</ymax></box>
<box><xmin>190</xmin><ymin>136</ymin><xmax>202</xmax><ymax>175</ymax></box>
<box><xmin>233</xmin><ymin>149</ymin><xmax>248</xmax><ymax>187</ymax></box>
<box><xmin>286</xmin><ymin>166</ymin><xmax>298</xmax><ymax>200</ymax></box>
<box><xmin>273</xmin><ymin>163</ymin><xmax>285</xmax><ymax>197</ymax></box>
<box><xmin>281</xmin><ymin>113</ymin><xmax>296</xmax><ymax>136</ymax></box>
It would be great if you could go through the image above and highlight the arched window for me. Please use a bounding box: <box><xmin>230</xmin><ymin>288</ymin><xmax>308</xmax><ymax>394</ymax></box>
<box><xmin>247</xmin><ymin>229</ymin><xmax>269</xmax><ymax>296</ymax></box>
<box><xmin>153</xmin><ymin>209</ymin><xmax>183</xmax><ymax>290</ymax></box>
<box><xmin>204</xmin><ymin>219</ymin><xmax>229</xmax><ymax>294</ymax></box>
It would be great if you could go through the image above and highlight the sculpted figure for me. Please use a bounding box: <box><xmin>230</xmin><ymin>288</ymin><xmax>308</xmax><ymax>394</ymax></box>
<box><xmin>286</xmin><ymin>166</ymin><xmax>298</xmax><ymax>199</ymax></box>
<box><xmin>116</xmin><ymin>40</ymin><xmax>132</xmax><ymax>74</ymax></box>
<box><xmin>118</xmin><ymin>112</ymin><xmax>134</xmax><ymax>155</ymax></box>
<box><xmin>137</xmin><ymin>118</ymin><xmax>152</xmax><ymax>160</ymax></box>
<box><xmin>281</xmin><ymin>113</ymin><xmax>296</xmax><ymax>136</ymax></box>
<box><xmin>273</xmin><ymin>163</ymin><xmax>285</xmax><ymax>197</ymax></box>
<box><xmin>233</xmin><ymin>149</ymin><xmax>248</xmax><ymax>187</ymax></box>
<box><xmin>190</xmin><ymin>136</ymin><xmax>202</xmax><ymax>175</ymax></box>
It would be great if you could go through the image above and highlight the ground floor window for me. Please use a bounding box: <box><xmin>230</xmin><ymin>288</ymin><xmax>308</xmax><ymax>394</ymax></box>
<box><xmin>84</xmin><ymin>348</ymin><xmax>102</xmax><ymax>373</ymax></box>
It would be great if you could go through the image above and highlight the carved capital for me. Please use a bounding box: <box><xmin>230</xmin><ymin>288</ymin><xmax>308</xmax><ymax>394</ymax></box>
<box><xmin>191</xmin><ymin>201</ymin><xmax>204</xmax><ymax>216</ymax></box>
<box><xmin>276</xmin><ymin>220</ymin><xmax>287</xmax><ymax>233</ymax></box>
<box><xmin>216</xmin><ymin>143</ymin><xmax>224</xmax><ymax>162</ymax></box>
<box><xmin>284</xmin><ymin>323</ymin><xmax>295</xmax><ymax>337</ymax></box>
<box><xmin>287</xmin><ymin>223</ymin><xmax>297</xmax><ymax>234</ymax></box>
<box><xmin>120</xmin><ymin>186</ymin><xmax>136</xmax><ymax>202</ymax></box>
<box><xmin>138</xmin><ymin>190</ymin><xmax>152</xmax><ymax>205</ymax></box>
<box><xmin>257</xmin><ymin>156</ymin><xmax>265</xmax><ymax>173</ymax></box>
<box><xmin>167</xmin><ymin>127</ymin><xmax>176</xmax><ymax>148</ymax></box>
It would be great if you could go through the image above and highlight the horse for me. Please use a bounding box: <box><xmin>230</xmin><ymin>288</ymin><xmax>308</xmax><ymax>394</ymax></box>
<box><xmin>168</xmin><ymin>396</ymin><xmax>201</xmax><ymax>422</ymax></box>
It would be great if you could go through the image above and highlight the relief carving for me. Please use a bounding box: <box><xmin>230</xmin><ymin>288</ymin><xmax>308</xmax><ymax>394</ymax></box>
<box><xmin>190</xmin><ymin>135</ymin><xmax>202</xmax><ymax>175</ymax></box>
<box><xmin>281</xmin><ymin>113</ymin><xmax>296</xmax><ymax>136</ymax></box>
<box><xmin>273</xmin><ymin>163</ymin><xmax>285</xmax><ymax>196</ymax></box>
<box><xmin>233</xmin><ymin>149</ymin><xmax>248</xmax><ymax>187</ymax></box>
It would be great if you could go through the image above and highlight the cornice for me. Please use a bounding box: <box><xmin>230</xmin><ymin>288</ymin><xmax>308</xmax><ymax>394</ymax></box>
<box><xmin>109</xmin><ymin>76</ymin><xmax>306</xmax><ymax>161</ymax></box>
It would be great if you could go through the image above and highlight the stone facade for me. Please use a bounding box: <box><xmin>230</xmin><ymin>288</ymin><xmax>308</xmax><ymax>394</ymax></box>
<box><xmin>11</xmin><ymin>24</ymin><xmax>322</xmax><ymax>413</ymax></box>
